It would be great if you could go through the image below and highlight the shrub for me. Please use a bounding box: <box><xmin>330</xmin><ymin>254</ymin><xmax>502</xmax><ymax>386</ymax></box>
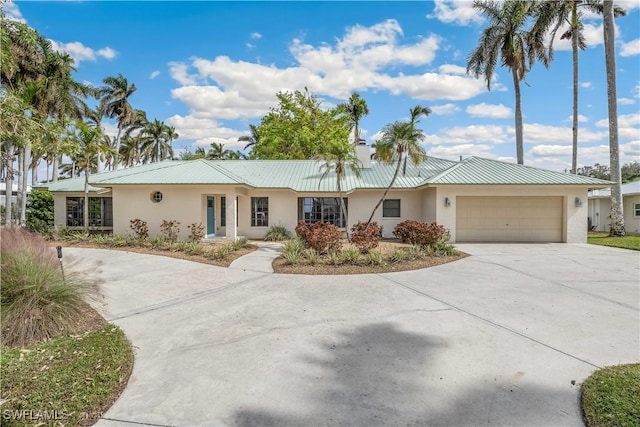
<box><xmin>264</xmin><ymin>224</ymin><xmax>292</xmax><ymax>241</ymax></box>
<box><xmin>160</xmin><ymin>219</ymin><xmax>181</xmax><ymax>242</ymax></box>
<box><xmin>232</xmin><ymin>236</ymin><xmax>249</xmax><ymax>250</ymax></box>
<box><xmin>341</xmin><ymin>246</ymin><xmax>361</xmax><ymax>264</ymax></box>
<box><xmin>129</xmin><ymin>218</ymin><xmax>149</xmax><ymax>240</ymax></box>
<box><xmin>393</xmin><ymin>220</ymin><xmax>450</xmax><ymax>249</ymax></box>
<box><xmin>0</xmin><ymin>228</ymin><xmax>94</xmax><ymax>346</ymax></box>
<box><xmin>26</xmin><ymin>190</ymin><xmax>54</xmax><ymax>236</ymax></box>
<box><xmin>350</xmin><ymin>221</ymin><xmax>382</xmax><ymax>253</ymax></box>
<box><xmin>188</xmin><ymin>222</ymin><xmax>205</xmax><ymax>242</ymax></box>
<box><xmin>365</xmin><ymin>250</ymin><xmax>384</xmax><ymax>266</ymax></box>
<box><xmin>304</xmin><ymin>249</ymin><xmax>320</xmax><ymax>265</ymax></box>
<box><xmin>282</xmin><ymin>238</ymin><xmax>305</xmax><ymax>264</ymax></box>
<box><xmin>295</xmin><ymin>221</ymin><xmax>312</xmax><ymax>241</ymax></box>
<box><xmin>303</xmin><ymin>222</ymin><xmax>342</xmax><ymax>253</ymax></box>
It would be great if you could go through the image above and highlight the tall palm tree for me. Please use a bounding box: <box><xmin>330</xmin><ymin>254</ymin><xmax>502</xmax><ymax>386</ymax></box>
<box><xmin>603</xmin><ymin>0</ymin><xmax>624</xmax><ymax>236</ymax></box>
<box><xmin>207</xmin><ymin>142</ymin><xmax>231</xmax><ymax>160</ymax></box>
<box><xmin>339</xmin><ymin>92</ymin><xmax>370</xmax><ymax>144</ymax></box>
<box><xmin>467</xmin><ymin>0</ymin><xmax>547</xmax><ymax>165</ymax></box>
<box><xmin>137</xmin><ymin>119</ymin><xmax>177</xmax><ymax>163</ymax></box>
<box><xmin>68</xmin><ymin>120</ymin><xmax>113</xmax><ymax>231</ymax></box>
<box><xmin>532</xmin><ymin>1</ymin><xmax>625</xmax><ymax>174</ymax></box>
<box><xmin>317</xmin><ymin>142</ymin><xmax>362</xmax><ymax>238</ymax></box>
<box><xmin>99</xmin><ymin>74</ymin><xmax>137</xmax><ymax>170</ymax></box>
<box><xmin>366</xmin><ymin>108</ymin><xmax>429</xmax><ymax>225</ymax></box>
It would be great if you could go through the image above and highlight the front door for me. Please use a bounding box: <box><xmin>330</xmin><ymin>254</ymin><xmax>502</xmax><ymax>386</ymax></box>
<box><xmin>207</xmin><ymin>196</ymin><xmax>215</xmax><ymax>236</ymax></box>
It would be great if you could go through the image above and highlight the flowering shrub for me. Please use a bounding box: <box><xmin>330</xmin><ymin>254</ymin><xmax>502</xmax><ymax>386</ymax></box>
<box><xmin>393</xmin><ymin>220</ymin><xmax>450</xmax><ymax>249</ymax></box>
<box><xmin>297</xmin><ymin>221</ymin><xmax>342</xmax><ymax>253</ymax></box>
<box><xmin>350</xmin><ymin>221</ymin><xmax>382</xmax><ymax>253</ymax></box>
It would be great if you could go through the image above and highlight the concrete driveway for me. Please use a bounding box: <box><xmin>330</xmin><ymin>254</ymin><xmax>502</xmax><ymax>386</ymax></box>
<box><xmin>65</xmin><ymin>243</ymin><xmax>639</xmax><ymax>427</ymax></box>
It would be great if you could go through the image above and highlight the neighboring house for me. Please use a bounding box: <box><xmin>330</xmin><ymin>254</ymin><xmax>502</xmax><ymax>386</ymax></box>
<box><xmin>47</xmin><ymin>147</ymin><xmax>610</xmax><ymax>243</ymax></box>
<box><xmin>588</xmin><ymin>181</ymin><xmax>640</xmax><ymax>235</ymax></box>
<box><xmin>0</xmin><ymin>182</ymin><xmax>32</xmax><ymax>206</ymax></box>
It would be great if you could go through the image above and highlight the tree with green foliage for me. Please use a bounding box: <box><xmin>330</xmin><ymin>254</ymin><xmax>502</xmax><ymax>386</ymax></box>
<box><xmin>26</xmin><ymin>189</ymin><xmax>54</xmax><ymax>235</ymax></box>
<box><xmin>531</xmin><ymin>0</ymin><xmax>626</xmax><ymax>174</ymax></box>
<box><xmin>207</xmin><ymin>142</ymin><xmax>231</xmax><ymax>160</ymax></box>
<box><xmin>467</xmin><ymin>0</ymin><xmax>547</xmax><ymax>165</ymax></box>
<box><xmin>339</xmin><ymin>92</ymin><xmax>370</xmax><ymax>144</ymax></box>
<box><xmin>251</xmin><ymin>88</ymin><xmax>350</xmax><ymax>160</ymax></box>
<box><xmin>138</xmin><ymin>119</ymin><xmax>178</xmax><ymax>163</ymax></box>
<box><xmin>99</xmin><ymin>74</ymin><xmax>137</xmax><ymax>170</ymax></box>
<box><xmin>366</xmin><ymin>106</ymin><xmax>430</xmax><ymax>225</ymax></box>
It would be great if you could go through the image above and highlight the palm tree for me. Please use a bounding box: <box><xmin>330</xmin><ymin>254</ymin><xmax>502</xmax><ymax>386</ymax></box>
<box><xmin>366</xmin><ymin>106</ymin><xmax>430</xmax><ymax>225</ymax></box>
<box><xmin>68</xmin><ymin>120</ymin><xmax>113</xmax><ymax>231</ymax></box>
<box><xmin>138</xmin><ymin>119</ymin><xmax>177</xmax><ymax>163</ymax></box>
<box><xmin>532</xmin><ymin>1</ymin><xmax>625</xmax><ymax>174</ymax></box>
<box><xmin>467</xmin><ymin>0</ymin><xmax>547</xmax><ymax>165</ymax></box>
<box><xmin>339</xmin><ymin>92</ymin><xmax>370</xmax><ymax>144</ymax></box>
<box><xmin>207</xmin><ymin>142</ymin><xmax>231</xmax><ymax>160</ymax></box>
<box><xmin>603</xmin><ymin>0</ymin><xmax>624</xmax><ymax>236</ymax></box>
<box><xmin>238</xmin><ymin>124</ymin><xmax>260</xmax><ymax>152</ymax></box>
<box><xmin>99</xmin><ymin>74</ymin><xmax>137</xmax><ymax>170</ymax></box>
<box><xmin>317</xmin><ymin>142</ymin><xmax>362</xmax><ymax>238</ymax></box>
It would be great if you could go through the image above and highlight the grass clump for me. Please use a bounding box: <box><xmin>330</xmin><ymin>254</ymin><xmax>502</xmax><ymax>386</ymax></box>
<box><xmin>588</xmin><ymin>233</ymin><xmax>640</xmax><ymax>251</ymax></box>
<box><xmin>1</xmin><ymin>324</ymin><xmax>133</xmax><ymax>426</ymax></box>
<box><xmin>1</xmin><ymin>228</ymin><xmax>95</xmax><ymax>347</ymax></box>
<box><xmin>581</xmin><ymin>363</ymin><xmax>640</xmax><ymax>427</ymax></box>
<box><xmin>264</xmin><ymin>224</ymin><xmax>292</xmax><ymax>241</ymax></box>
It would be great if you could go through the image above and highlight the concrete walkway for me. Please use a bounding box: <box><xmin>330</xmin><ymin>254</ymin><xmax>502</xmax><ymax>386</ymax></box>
<box><xmin>62</xmin><ymin>243</ymin><xmax>639</xmax><ymax>427</ymax></box>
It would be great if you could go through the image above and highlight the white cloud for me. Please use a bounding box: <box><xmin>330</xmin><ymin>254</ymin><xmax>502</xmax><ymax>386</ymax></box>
<box><xmin>430</xmin><ymin>103</ymin><xmax>460</xmax><ymax>115</ymax></box>
<box><xmin>165</xmin><ymin>115</ymin><xmax>246</xmax><ymax>151</ymax></box>
<box><xmin>596</xmin><ymin>112</ymin><xmax>640</xmax><ymax>129</ymax></box>
<box><xmin>427</xmin><ymin>0</ymin><xmax>484</xmax><ymax>25</ymax></box>
<box><xmin>620</xmin><ymin>38</ymin><xmax>640</xmax><ymax>57</ymax></box>
<box><xmin>250</xmin><ymin>32</ymin><xmax>262</xmax><ymax>40</ymax></box>
<box><xmin>246</xmin><ymin>43</ymin><xmax>255</xmax><ymax>49</ymax></box>
<box><xmin>49</xmin><ymin>40</ymin><xmax>117</xmax><ymax>65</ymax></box>
<box><xmin>426</xmin><ymin>125</ymin><xmax>512</xmax><ymax>145</ymax></box>
<box><xmin>618</xmin><ymin>98</ymin><xmax>635</xmax><ymax>105</ymax></box>
<box><xmin>524</xmin><ymin>123</ymin><xmax>606</xmax><ymax>143</ymax></box>
<box><xmin>149</xmin><ymin>70</ymin><xmax>160</xmax><ymax>80</ymax></box>
<box><xmin>168</xmin><ymin>18</ymin><xmax>493</xmax><ymax>138</ymax></box>
<box><xmin>466</xmin><ymin>103</ymin><xmax>512</xmax><ymax>119</ymax></box>
<box><xmin>3</xmin><ymin>1</ymin><xmax>26</xmax><ymax>22</ymax></box>
<box><xmin>580</xmin><ymin>82</ymin><xmax>592</xmax><ymax>89</ymax></box>
<box><xmin>565</xmin><ymin>114</ymin><xmax>589</xmax><ymax>123</ymax></box>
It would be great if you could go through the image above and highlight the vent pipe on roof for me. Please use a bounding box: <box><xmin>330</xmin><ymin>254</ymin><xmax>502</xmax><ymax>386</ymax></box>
<box><xmin>356</xmin><ymin>144</ymin><xmax>372</xmax><ymax>169</ymax></box>
<box><xmin>459</xmin><ymin>156</ymin><xmax>463</xmax><ymax>162</ymax></box>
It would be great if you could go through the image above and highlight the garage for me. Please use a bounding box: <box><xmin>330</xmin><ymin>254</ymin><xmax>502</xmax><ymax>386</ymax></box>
<box><xmin>456</xmin><ymin>196</ymin><xmax>563</xmax><ymax>242</ymax></box>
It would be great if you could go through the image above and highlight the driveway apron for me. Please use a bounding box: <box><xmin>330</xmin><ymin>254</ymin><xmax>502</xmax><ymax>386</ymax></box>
<box><xmin>63</xmin><ymin>243</ymin><xmax>639</xmax><ymax>427</ymax></box>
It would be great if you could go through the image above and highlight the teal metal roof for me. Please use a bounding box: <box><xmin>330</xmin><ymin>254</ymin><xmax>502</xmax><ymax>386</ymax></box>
<box><xmin>424</xmin><ymin>157</ymin><xmax>613</xmax><ymax>186</ymax></box>
<box><xmin>78</xmin><ymin>156</ymin><xmax>611</xmax><ymax>192</ymax></box>
<box><xmin>45</xmin><ymin>177</ymin><xmax>110</xmax><ymax>193</ymax></box>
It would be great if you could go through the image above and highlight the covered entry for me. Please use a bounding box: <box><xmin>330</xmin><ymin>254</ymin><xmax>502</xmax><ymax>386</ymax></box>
<box><xmin>456</xmin><ymin>196</ymin><xmax>563</xmax><ymax>242</ymax></box>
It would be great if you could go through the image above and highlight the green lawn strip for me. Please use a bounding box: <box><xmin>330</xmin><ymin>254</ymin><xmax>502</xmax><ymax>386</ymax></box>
<box><xmin>587</xmin><ymin>233</ymin><xmax>640</xmax><ymax>251</ymax></box>
<box><xmin>1</xmin><ymin>324</ymin><xmax>133</xmax><ymax>426</ymax></box>
<box><xmin>581</xmin><ymin>363</ymin><xmax>640</xmax><ymax>427</ymax></box>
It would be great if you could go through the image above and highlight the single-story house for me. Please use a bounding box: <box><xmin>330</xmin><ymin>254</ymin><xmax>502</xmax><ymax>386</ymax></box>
<box><xmin>47</xmin><ymin>146</ymin><xmax>611</xmax><ymax>243</ymax></box>
<box><xmin>588</xmin><ymin>181</ymin><xmax>640</xmax><ymax>235</ymax></box>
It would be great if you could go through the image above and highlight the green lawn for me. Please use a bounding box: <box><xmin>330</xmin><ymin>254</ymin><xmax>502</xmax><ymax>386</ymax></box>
<box><xmin>1</xmin><ymin>325</ymin><xmax>133</xmax><ymax>426</ymax></box>
<box><xmin>582</xmin><ymin>363</ymin><xmax>640</xmax><ymax>427</ymax></box>
<box><xmin>587</xmin><ymin>233</ymin><xmax>640</xmax><ymax>251</ymax></box>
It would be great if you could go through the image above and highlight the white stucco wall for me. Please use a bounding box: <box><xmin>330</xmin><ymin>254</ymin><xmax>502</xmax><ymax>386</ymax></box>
<box><xmin>624</xmin><ymin>195</ymin><xmax>640</xmax><ymax>235</ymax></box>
<box><xmin>53</xmin><ymin>191</ymin><xmax>113</xmax><ymax>231</ymax></box>
<box><xmin>432</xmin><ymin>185</ymin><xmax>589</xmax><ymax>243</ymax></box>
<box><xmin>348</xmin><ymin>190</ymin><xmax>422</xmax><ymax>238</ymax></box>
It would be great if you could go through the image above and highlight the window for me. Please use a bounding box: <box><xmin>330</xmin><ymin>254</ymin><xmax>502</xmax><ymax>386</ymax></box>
<box><xmin>66</xmin><ymin>197</ymin><xmax>113</xmax><ymax>227</ymax></box>
<box><xmin>383</xmin><ymin>199</ymin><xmax>401</xmax><ymax>218</ymax></box>
<box><xmin>635</xmin><ymin>203</ymin><xmax>640</xmax><ymax>217</ymax></box>
<box><xmin>251</xmin><ymin>197</ymin><xmax>269</xmax><ymax>227</ymax></box>
<box><xmin>220</xmin><ymin>197</ymin><xmax>226</xmax><ymax>227</ymax></box>
<box><xmin>151</xmin><ymin>191</ymin><xmax>163</xmax><ymax>203</ymax></box>
<box><xmin>297</xmin><ymin>197</ymin><xmax>348</xmax><ymax>228</ymax></box>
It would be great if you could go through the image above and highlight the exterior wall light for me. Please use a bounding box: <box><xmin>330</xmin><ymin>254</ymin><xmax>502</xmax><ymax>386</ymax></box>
<box><xmin>575</xmin><ymin>197</ymin><xmax>583</xmax><ymax>207</ymax></box>
<box><xmin>444</xmin><ymin>197</ymin><xmax>451</xmax><ymax>207</ymax></box>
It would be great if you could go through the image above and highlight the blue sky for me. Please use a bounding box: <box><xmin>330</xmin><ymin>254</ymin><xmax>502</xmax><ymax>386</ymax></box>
<box><xmin>6</xmin><ymin>0</ymin><xmax>640</xmax><ymax>172</ymax></box>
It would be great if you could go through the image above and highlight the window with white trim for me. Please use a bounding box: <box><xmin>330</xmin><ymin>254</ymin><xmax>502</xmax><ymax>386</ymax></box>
<box><xmin>635</xmin><ymin>203</ymin><xmax>640</xmax><ymax>217</ymax></box>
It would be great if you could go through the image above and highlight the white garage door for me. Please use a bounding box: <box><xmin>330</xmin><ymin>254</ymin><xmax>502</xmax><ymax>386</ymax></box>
<box><xmin>456</xmin><ymin>196</ymin><xmax>563</xmax><ymax>242</ymax></box>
